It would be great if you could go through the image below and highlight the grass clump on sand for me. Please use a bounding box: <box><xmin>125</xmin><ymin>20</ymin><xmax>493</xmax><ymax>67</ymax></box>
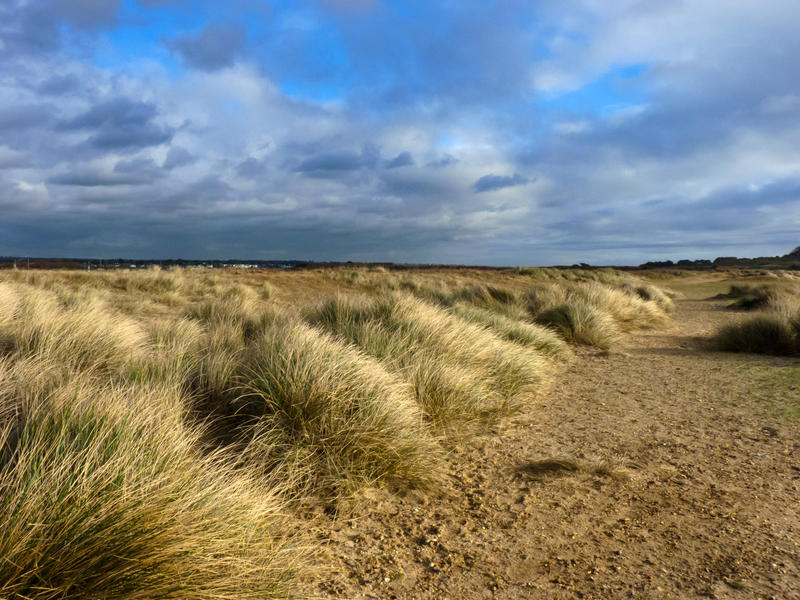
<box><xmin>450</xmin><ymin>302</ymin><xmax>569</xmax><ymax>358</ymax></box>
<box><xmin>0</xmin><ymin>360</ymin><xmax>299</xmax><ymax>600</ymax></box>
<box><xmin>235</xmin><ymin>319</ymin><xmax>441</xmax><ymax>494</ymax></box>
<box><xmin>0</xmin><ymin>283</ymin><xmax>147</xmax><ymax>376</ymax></box>
<box><xmin>715</xmin><ymin>315</ymin><xmax>799</xmax><ymax>356</ymax></box>
<box><xmin>524</xmin><ymin>280</ymin><xmax>672</xmax><ymax>348</ymax></box>
<box><xmin>714</xmin><ymin>284</ymin><xmax>800</xmax><ymax>355</ymax></box>
<box><xmin>534</xmin><ymin>301</ymin><xmax>620</xmax><ymax>349</ymax></box>
<box><xmin>717</xmin><ymin>284</ymin><xmax>780</xmax><ymax>310</ymax></box>
<box><xmin>305</xmin><ymin>293</ymin><xmax>551</xmax><ymax>428</ymax></box>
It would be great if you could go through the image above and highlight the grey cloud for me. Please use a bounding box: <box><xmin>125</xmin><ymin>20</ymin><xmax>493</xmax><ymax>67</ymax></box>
<box><xmin>0</xmin><ymin>0</ymin><xmax>121</xmax><ymax>59</ymax></box>
<box><xmin>294</xmin><ymin>142</ymin><xmax>382</xmax><ymax>176</ymax></box>
<box><xmin>114</xmin><ymin>157</ymin><xmax>164</xmax><ymax>181</ymax></box>
<box><xmin>60</xmin><ymin>98</ymin><xmax>174</xmax><ymax>151</ymax></box>
<box><xmin>295</xmin><ymin>152</ymin><xmax>364</xmax><ymax>173</ymax></box>
<box><xmin>48</xmin><ymin>169</ymin><xmax>153</xmax><ymax>187</ymax></box>
<box><xmin>49</xmin><ymin>0</ymin><xmax>123</xmax><ymax>30</ymax></box>
<box><xmin>0</xmin><ymin>105</ymin><xmax>53</xmax><ymax>132</ymax></box>
<box><xmin>163</xmin><ymin>146</ymin><xmax>195</xmax><ymax>169</ymax></box>
<box><xmin>37</xmin><ymin>74</ymin><xmax>81</xmax><ymax>96</ymax></box>
<box><xmin>386</xmin><ymin>151</ymin><xmax>414</xmax><ymax>168</ymax></box>
<box><xmin>427</xmin><ymin>154</ymin><xmax>457</xmax><ymax>168</ymax></box>
<box><xmin>236</xmin><ymin>157</ymin><xmax>267</xmax><ymax>178</ymax></box>
<box><xmin>61</xmin><ymin>98</ymin><xmax>158</xmax><ymax>130</ymax></box>
<box><xmin>472</xmin><ymin>173</ymin><xmax>530</xmax><ymax>193</ymax></box>
<box><xmin>167</xmin><ymin>24</ymin><xmax>245</xmax><ymax>71</ymax></box>
<box><xmin>87</xmin><ymin>125</ymin><xmax>173</xmax><ymax>151</ymax></box>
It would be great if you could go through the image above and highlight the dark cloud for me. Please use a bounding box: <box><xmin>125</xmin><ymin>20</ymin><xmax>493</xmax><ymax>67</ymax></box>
<box><xmin>386</xmin><ymin>151</ymin><xmax>413</xmax><ymax>168</ymax></box>
<box><xmin>49</xmin><ymin>0</ymin><xmax>123</xmax><ymax>30</ymax></box>
<box><xmin>427</xmin><ymin>154</ymin><xmax>457</xmax><ymax>168</ymax></box>
<box><xmin>472</xmin><ymin>173</ymin><xmax>530</xmax><ymax>193</ymax></box>
<box><xmin>37</xmin><ymin>74</ymin><xmax>82</xmax><ymax>96</ymax></box>
<box><xmin>48</xmin><ymin>169</ymin><xmax>152</xmax><ymax>187</ymax></box>
<box><xmin>60</xmin><ymin>98</ymin><xmax>173</xmax><ymax>151</ymax></box>
<box><xmin>163</xmin><ymin>146</ymin><xmax>195</xmax><ymax>169</ymax></box>
<box><xmin>0</xmin><ymin>0</ymin><xmax>122</xmax><ymax>58</ymax></box>
<box><xmin>61</xmin><ymin>98</ymin><xmax>158</xmax><ymax>130</ymax></box>
<box><xmin>295</xmin><ymin>151</ymin><xmax>363</xmax><ymax>173</ymax></box>
<box><xmin>0</xmin><ymin>105</ymin><xmax>53</xmax><ymax>132</ymax></box>
<box><xmin>294</xmin><ymin>143</ymin><xmax>380</xmax><ymax>175</ymax></box>
<box><xmin>166</xmin><ymin>24</ymin><xmax>245</xmax><ymax>71</ymax></box>
<box><xmin>114</xmin><ymin>157</ymin><xmax>164</xmax><ymax>180</ymax></box>
<box><xmin>236</xmin><ymin>157</ymin><xmax>267</xmax><ymax>178</ymax></box>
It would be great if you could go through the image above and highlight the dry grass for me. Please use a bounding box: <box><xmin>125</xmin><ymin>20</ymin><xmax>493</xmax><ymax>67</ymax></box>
<box><xmin>305</xmin><ymin>293</ymin><xmax>552</xmax><ymax>427</ymax></box>
<box><xmin>0</xmin><ymin>266</ymin><xmax>675</xmax><ymax>595</ymax></box>
<box><xmin>0</xmin><ymin>359</ymin><xmax>299</xmax><ymax>600</ymax></box>
<box><xmin>714</xmin><ymin>283</ymin><xmax>800</xmax><ymax>356</ymax></box>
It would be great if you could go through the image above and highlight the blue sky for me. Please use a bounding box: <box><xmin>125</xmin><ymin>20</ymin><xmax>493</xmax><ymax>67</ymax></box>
<box><xmin>1</xmin><ymin>0</ymin><xmax>799</xmax><ymax>264</ymax></box>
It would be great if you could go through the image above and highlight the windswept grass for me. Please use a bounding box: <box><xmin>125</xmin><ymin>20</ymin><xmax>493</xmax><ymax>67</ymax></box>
<box><xmin>451</xmin><ymin>302</ymin><xmax>570</xmax><ymax>358</ymax></box>
<box><xmin>715</xmin><ymin>315</ymin><xmax>799</xmax><ymax>355</ymax></box>
<box><xmin>524</xmin><ymin>280</ymin><xmax>670</xmax><ymax>348</ymax></box>
<box><xmin>0</xmin><ymin>359</ymin><xmax>299</xmax><ymax>600</ymax></box>
<box><xmin>305</xmin><ymin>293</ymin><xmax>552</xmax><ymax>427</ymax></box>
<box><xmin>534</xmin><ymin>301</ymin><xmax>621</xmax><ymax>349</ymax></box>
<box><xmin>238</xmin><ymin>320</ymin><xmax>440</xmax><ymax>493</ymax></box>
<box><xmin>0</xmin><ymin>283</ymin><xmax>147</xmax><ymax>375</ymax></box>
<box><xmin>0</xmin><ymin>266</ymin><xmax>675</xmax><ymax>595</ymax></box>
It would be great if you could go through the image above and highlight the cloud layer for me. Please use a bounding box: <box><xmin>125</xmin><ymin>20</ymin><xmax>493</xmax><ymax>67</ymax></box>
<box><xmin>1</xmin><ymin>0</ymin><xmax>799</xmax><ymax>264</ymax></box>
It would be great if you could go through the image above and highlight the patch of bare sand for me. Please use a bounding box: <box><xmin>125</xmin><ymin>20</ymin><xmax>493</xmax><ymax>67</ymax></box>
<box><xmin>303</xmin><ymin>289</ymin><xmax>800</xmax><ymax>599</ymax></box>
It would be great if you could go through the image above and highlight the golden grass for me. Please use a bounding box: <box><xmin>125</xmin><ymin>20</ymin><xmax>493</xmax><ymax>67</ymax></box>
<box><xmin>0</xmin><ymin>266</ymin><xmax>675</xmax><ymax>595</ymax></box>
<box><xmin>714</xmin><ymin>283</ymin><xmax>800</xmax><ymax>356</ymax></box>
<box><xmin>0</xmin><ymin>359</ymin><xmax>299</xmax><ymax>600</ymax></box>
<box><xmin>305</xmin><ymin>293</ymin><xmax>552</xmax><ymax>427</ymax></box>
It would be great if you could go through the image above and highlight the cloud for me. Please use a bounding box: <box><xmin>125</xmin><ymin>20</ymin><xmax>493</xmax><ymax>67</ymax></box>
<box><xmin>167</xmin><ymin>24</ymin><xmax>245</xmax><ymax>71</ymax></box>
<box><xmin>236</xmin><ymin>157</ymin><xmax>267</xmax><ymax>178</ymax></box>
<box><xmin>60</xmin><ymin>98</ymin><xmax>174</xmax><ymax>151</ymax></box>
<box><xmin>1</xmin><ymin>1</ymin><xmax>800</xmax><ymax>264</ymax></box>
<box><xmin>472</xmin><ymin>173</ymin><xmax>530</xmax><ymax>193</ymax></box>
<box><xmin>294</xmin><ymin>151</ymin><xmax>363</xmax><ymax>173</ymax></box>
<box><xmin>163</xmin><ymin>146</ymin><xmax>195</xmax><ymax>169</ymax></box>
<box><xmin>386</xmin><ymin>151</ymin><xmax>414</xmax><ymax>168</ymax></box>
<box><xmin>48</xmin><ymin>166</ymin><xmax>155</xmax><ymax>187</ymax></box>
<box><xmin>427</xmin><ymin>154</ymin><xmax>457</xmax><ymax>168</ymax></box>
<box><xmin>0</xmin><ymin>105</ymin><xmax>53</xmax><ymax>132</ymax></box>
<box><xmin>37</xmin><ymin>74</ymin><xmax>81</xmax><ymax>96</ymax></box>
<box><xmin>293</xmin><ymin>143</ymin><xmax>380</xmax><ymax>176</ymax></box>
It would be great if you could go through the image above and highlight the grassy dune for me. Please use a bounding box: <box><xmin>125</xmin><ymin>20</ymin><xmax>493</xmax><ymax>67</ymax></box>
<box><xmin>0</xmin><ymin>267</ymin><xmax>673</xmax><ymax>597</ymax></box>
<box><xmin>714</xmin><ymin>283</ymin><xmax>800</xmax><ymax>355</ymax></box>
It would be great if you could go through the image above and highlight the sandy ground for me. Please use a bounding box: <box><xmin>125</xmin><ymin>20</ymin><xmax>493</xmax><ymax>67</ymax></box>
<box><xmin>303</xmin><ymin>283</ymin><xmax>800</xmax><ymax>599</ymax></box>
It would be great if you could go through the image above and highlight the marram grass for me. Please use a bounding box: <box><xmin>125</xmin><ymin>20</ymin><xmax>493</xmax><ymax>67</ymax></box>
<box><xmin>0</xmin><ymin>360</ymin><xmax>299</xmax><ymax>600</ymax></box>
<box><xmin>0</xmin><ymin>268</ymin><xmax>676</xmax><ymax>596</ymax></box>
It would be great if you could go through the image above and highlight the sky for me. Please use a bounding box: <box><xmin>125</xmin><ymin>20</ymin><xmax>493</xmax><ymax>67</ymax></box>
<box><xmin>1</xmin><ymin>0</ymin><xmax>799</xmax><ymax>265</ymax></box>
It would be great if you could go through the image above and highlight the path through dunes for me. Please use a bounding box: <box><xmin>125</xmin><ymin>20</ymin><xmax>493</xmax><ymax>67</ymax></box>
<box><xmin>305</xmin><ymin>284</ymin><xmax>800</xmax><ymax>599</ymax></box>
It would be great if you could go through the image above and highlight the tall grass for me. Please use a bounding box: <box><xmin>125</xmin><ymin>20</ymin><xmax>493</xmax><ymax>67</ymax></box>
<box><xmin>306</xmin><ymin>293</ymin><xmax>552</xmax><ymax>426</ymax></box>
<box><xmin>237</xmin><ymin>320</ymin><xmax>441</xmax><ymax>493</ymax></box>
<box><xmin>0</xmin><ymin>267</ymin><xmax>674</xmax><ymax>595</ymax></box>
<box><xmin>713</xmin><ymin>284</ymin><xmax>800</xmax><ymax>355</ymax></box>
<box><xmin>524</xmin><ymin>280</ymin><xmax>670</xmax><ymax>348</ymax></box>
<box><xmin>450</xmin><ymin>302</ymin><xmax>570</xmax><ymax>358</ymax></box>
<box><xmin>0</xmin><ymin>284</ymin><xmax>147</xmax><ymax>375</ymax></box>
<box><xmin>0</xmin><ymin>359</ymin><xmax>299</xmax><ymax>599</ymax></box>
<box><xmin>534</xmin><ymin>301</ymin><xmax>620</xmax><ymax>349</ymax></box>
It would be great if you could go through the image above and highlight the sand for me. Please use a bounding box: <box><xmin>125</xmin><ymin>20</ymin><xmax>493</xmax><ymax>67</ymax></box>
<box><xmin>304</xmin><ymin>282</ymin><xmax>800</xmax><ymax>599</ymax></box>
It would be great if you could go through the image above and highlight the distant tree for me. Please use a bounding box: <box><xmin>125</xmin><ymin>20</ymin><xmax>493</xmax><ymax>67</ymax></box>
<box><xmin>788</xmin><ymin>246</ymin><xmax>800</xmax><ymax>257</ymax></box>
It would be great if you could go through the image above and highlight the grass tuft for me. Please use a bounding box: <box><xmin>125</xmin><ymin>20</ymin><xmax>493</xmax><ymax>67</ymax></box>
<box><xmin>534</xmin><ymin>302</ymin><xmax>620</xmax><ymax>349</ymax></box>
<box><xmin>715</xmin><ymin>315</ymin><xmax>798</xmax><ymax>356</ymax></box>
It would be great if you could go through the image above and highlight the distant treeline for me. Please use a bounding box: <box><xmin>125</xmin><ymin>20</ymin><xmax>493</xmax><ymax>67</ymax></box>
<box><xmin>639</xmin><ymin>247</ymin><xmax>800</xmax><ymax>271</ymax></box>
<box><xmin>2</xmin><ymin>247</ymin><xmax>799</xmax><ymax>271</ymax></box>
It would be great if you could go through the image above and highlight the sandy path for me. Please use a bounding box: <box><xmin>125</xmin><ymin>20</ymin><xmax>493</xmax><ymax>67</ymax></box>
<box><xmin>305</xmin><ymin>290</ymin><xmax>800</xmax><ymax>599</ymax></box>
